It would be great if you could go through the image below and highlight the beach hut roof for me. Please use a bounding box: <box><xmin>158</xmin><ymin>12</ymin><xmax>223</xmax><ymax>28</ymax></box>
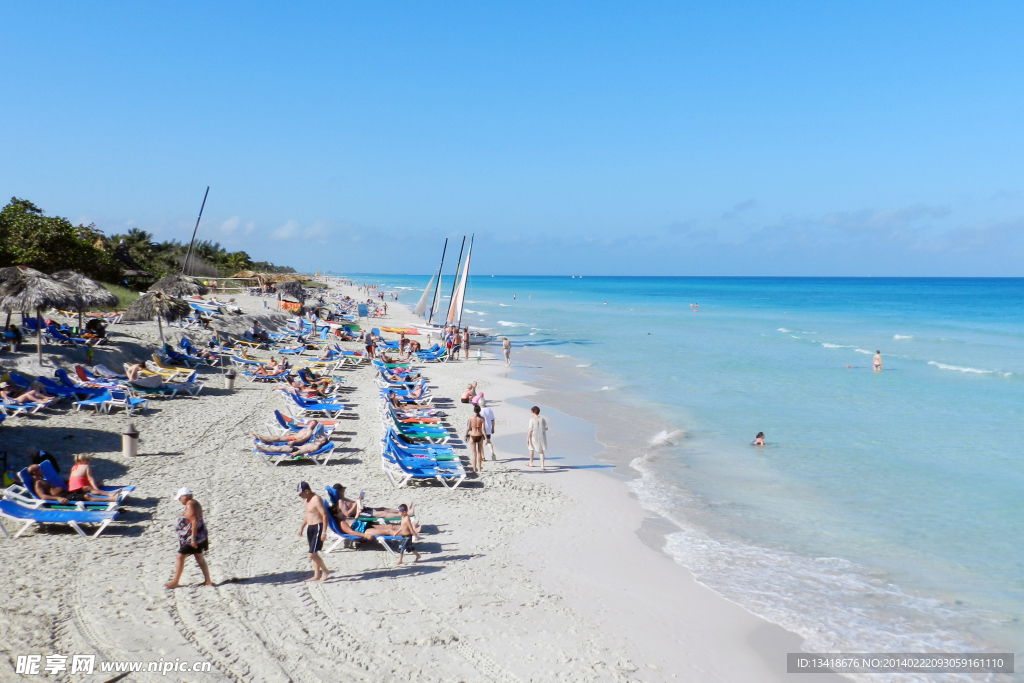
<box><xmin>149</xmin><ymin>274</ymin><xmax>209</xmax><ymax>297</ymax></box>
<box><xmin>0</xmin><ymin>267</ymin><xmax>79</xmax><ymax>312</ymax></box>
<box><xmin>124</xmin><ymin>291</ymin><xmax>192</xmax><ymax>322</ymax></box>
<box><xmin>275</xmin><ymin>280</ymin><xmax>306</xmax><ymax>301</ymax></box>
<box><xmin>51</xmin><ymin>270</ymin><xmax>118</xmax><ymax>309</ymax></box>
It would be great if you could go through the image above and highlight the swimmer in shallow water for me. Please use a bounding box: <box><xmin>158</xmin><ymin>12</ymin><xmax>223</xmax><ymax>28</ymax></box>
<box><xmin>873</xmin><ymin>351</ymin><xmax>882</xmax><ymax>372</ymax></box>
<box><xmin>753</xmin><ymin>432</ymin><xmax>764</xmax><ymax>446</ymax></box>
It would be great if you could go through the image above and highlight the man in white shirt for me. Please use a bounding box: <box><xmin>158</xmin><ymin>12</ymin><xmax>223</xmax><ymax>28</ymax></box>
<box><xmin>479</xmin><ymin>398</ymin><xmax>497</xmax><ymax>460</ymax></box>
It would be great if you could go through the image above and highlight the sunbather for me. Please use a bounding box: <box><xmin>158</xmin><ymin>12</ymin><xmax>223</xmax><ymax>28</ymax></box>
<box><xmin>297</xmin><ymin>367</ymin><xmax>333</xmax><ymax>394</ymax></box>
<box><xmin>125</xmin><ymin>363</ymin><xmax>146</xmax><ymax>381</ymax></box>
<box><xmin>255</xmin><ymin>357</ymin><xmax>285</xmax><ymax>376</ymax></box>
<box><xmin>0</xmin><ymin>381</ymin><xmax>53</xmax><ymax>405</ymax></box>
<box><xmin>250</xmin><ymin>420</ymin><xmax>319</xmax><ymax>446</ymax></box>
<box><xmin>388</xmin><ymin>390</ymin><xmax>431</xmax><ymax>410</ymax></box>
<box><xmin>330</xmin><ymin>484</ymin><xmax>409</xmax><ymax>520</ymax></box>
<box><xmin>252</xmin><ymin>431</ymin><xmax>328</xmax><ymax>455</ymax></box>
<box><xmin>67</xmin><ymin>454</ymin><xmax>121</xmax><ymax>498</ymax></box>
<box><xmin>27</xmin><ymin>463</ymin><xmax>117</xmax><ymax>503</ymax></box>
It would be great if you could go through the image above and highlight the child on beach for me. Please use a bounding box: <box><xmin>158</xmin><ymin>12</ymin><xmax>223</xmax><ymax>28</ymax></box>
<box><xmin>296</xmin><ymin>481</ymin><xmax>330</xmax><ymax>582</ymax></box>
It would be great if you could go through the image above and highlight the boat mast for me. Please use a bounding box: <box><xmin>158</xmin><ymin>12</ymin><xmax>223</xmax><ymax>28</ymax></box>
<box><xmin>427</xmin><ymin>238</ymin><xmax>448</xmax><ymax>324</ymax></box>
<box><xmin>182</xmin><ymin>186</ymin><xmax>210</xmax><ymax>275</ymax></box>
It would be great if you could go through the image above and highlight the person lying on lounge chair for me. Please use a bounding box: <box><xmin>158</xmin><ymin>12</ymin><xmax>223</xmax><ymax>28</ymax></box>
<box><xmin>255</xmin><ymin>358</ymin><xmax>285</xmax><ymax>376</ymax></box>
<box><xmin>27</xmin><ymin>463</ymin><xmax>117</xmax><ymax>503</ymax></box>
<box><xmin>250</xmin><ymin>420</ymin><xmax>319</xmax><ymax>446</ymax></box>
<box><xmin>388</xmin><ymin>390</ymin><xmax>431</xmax><ymax>410</ymax></box>
<box><xmin>253</xmin><ymin>433</ymin><xmax>328</xmax><ymax>455</ymax></box>
<box><xmin>331</xmin><ymin>484</ymin><xmax>411</xmax><ymax>520</ymax></box>
<box><xmin>251</xmin><ymin>322</ymin><xmax>271</xmax><ymax>343</ymax></box>
<box><xmin>0</xmin><ymin>381</ymin><xmax>54</xmax><ymax>405</ymax></box>
<box><xmin>287</xmin><ymin>376</ymin><xmax>326</xmax><ymax>399</ymax></box>
<box><xmin>406</xmin><ymin>383</ymin><xmax>427</xmax><ymax>401</ymax></box>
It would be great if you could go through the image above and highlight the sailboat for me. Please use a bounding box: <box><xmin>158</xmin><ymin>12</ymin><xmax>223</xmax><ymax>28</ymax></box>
<box><xmin>416</xmin><ymin>236</ymin><xmax>494</xmax><ymax>343</ymax></box>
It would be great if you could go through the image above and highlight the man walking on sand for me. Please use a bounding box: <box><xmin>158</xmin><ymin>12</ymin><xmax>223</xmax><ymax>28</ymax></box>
<box><xmin>297</xmin><ymin>482</ymin><xmax>329</xmax><ymax>582</ymax></box>
<box><xmin>166</xmin><ymin>488</ymin><xmax>212</xmax><ymax>589</ymax></box>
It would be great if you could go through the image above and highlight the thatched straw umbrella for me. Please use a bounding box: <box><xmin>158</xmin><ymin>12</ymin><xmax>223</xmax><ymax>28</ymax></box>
<box><xmin>276</xmin><ymin>280</ymin><xmax>306</xmax><ymax>303</ymax></box>
<box><xmin>52</xmin><ymin>270</ymin><xmax>118</xmax><ymax>332</ymax></box>
<box><xmin>124</xmin><ymin>291</ymin><xmax>191</xmax><ymax>343</ymax></box>
<box><xmin>149</xmin><ymin>274</ymin><xmax>209</xmax><ymax>298</ymax></box>
<box><xmin>0</xmin><ymin>267</ymin><xmax>80</xmax><ymax>365</ymax></box>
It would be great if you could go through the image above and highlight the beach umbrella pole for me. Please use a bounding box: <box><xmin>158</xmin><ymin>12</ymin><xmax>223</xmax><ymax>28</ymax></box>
<box><xmin>157</xmin><ymin>315</ymin><xmax>164</xmax><ymax>343</ymax></box>
<box><xmin>36</xmin><ymin>311</ymin><xmax>43</xmax><ymax>366</ymax></box>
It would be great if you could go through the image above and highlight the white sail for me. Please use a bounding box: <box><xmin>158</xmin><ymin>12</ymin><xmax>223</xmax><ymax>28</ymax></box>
<box><xmin>413</xmin><ymin>270</ymin><xmax>436</xmax><ymax>317</ymax></box>
<box><xmin>448</xmin><ymin>246</ymin><xmax>472</xmax><ymax>326</ymax></box>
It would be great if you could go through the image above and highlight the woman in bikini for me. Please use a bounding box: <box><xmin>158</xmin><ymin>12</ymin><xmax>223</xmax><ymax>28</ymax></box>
<box><xmin>465</xmin><ymin>404</ymin><xmax>486</xmax><ymax>474</ymax></box>
<box><xmin>67</xmin><ymin>454</ymin><xmax>120</xmax><ymax>501</ymax></box>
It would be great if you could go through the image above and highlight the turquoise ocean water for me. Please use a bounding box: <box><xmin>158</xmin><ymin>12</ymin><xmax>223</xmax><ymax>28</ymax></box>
<box><xmin>357</xmin><ymin>275</ymin><xmax>1024</xmax><ymax>667</ymax></box>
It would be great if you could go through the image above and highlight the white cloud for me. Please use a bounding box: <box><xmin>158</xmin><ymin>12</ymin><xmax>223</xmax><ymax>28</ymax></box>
<box><xmin>219</xmin><ymin>216</ymin><xmax>241</xmax><ymax>234</ymax></box>
<box><xmin>273</xmin><ymin>219</ymin><xmax>300</xmax><ymax>240</ymax></box>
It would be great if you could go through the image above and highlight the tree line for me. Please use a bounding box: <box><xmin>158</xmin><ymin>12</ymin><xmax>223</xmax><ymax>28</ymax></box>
<box><xmin>0</xmin><ymin>197</ymin><xmax>296</xmax><ymax>283</ymax></box>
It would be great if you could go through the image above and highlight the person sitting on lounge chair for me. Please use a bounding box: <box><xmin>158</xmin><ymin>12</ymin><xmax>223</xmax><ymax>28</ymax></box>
<box><xmin>253</xmin><ymin>432</ymin><xmax>328</xmax><ymax>455</ymax></box>
<box><xmin>250</xmin><ymin>420</ymin><xmax>319</xmax><ymax>447</ymax></box>
<box><xmin>298</xmin><ymin>367</ymin><xmax>333</xmax><ymax>393</ymax></box>
<box><xmin>27</xmin><ymin>463</ymin><xmax>117</xmax><ymax>503</ymax></box>
<box><xmin>251</xmin><ymin>321</ymin><xmax>270</xmax><ymax>343</ymax></box>
<box><xmin>67</xmin><ymin>454</ymin><xmax>121</xmax><ymax>499</ymax></box>
<box><xmin>406</xmin><ymin>383</ymin><xmax>427</xmax><ymax>401</ymax></box>
<box><xmin>0</xmin><ymin>381</ymin><xmax>54</xmax><ymax>405</ymax></box>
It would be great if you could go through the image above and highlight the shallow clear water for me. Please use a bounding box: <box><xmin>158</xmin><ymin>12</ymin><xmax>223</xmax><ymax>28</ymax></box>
<box><xmin>362</xmin><ymin>275</ymin><xmax>1024</xmax><ymax>663</ymax></box>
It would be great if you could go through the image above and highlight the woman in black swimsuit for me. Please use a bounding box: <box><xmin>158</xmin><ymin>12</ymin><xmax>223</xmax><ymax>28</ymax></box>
<box><xmin>465</xmin><ymin>404</ymin><xmax>486</xmax><ymax>474</ymax></box>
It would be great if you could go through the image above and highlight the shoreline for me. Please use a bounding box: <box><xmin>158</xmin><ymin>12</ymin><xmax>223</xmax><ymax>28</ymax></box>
<box><xmin>372</xmin><ymin>294</ymin><xmax>849</xmax><ymax>681</ymax></box>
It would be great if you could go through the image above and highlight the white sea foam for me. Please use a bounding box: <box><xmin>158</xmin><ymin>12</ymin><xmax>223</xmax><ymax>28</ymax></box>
<box><xmin>777</xmin><ymin>327</ymin><xmax>792</xmax><ymax>333</ymax></box>
<box><xmin>554</xmin><ymin>354</ymin><xmax>568</xmax><ymax>358</ymax></box>
<box><xmin>497</xmin><ymin>321</ymin><xmax>527</xmax><ymax>327</ymax></box>
<box><xmin>894</xmin><ymin>335</ymin><xmax>913</xmax><ymax>340</ymax></box>
<box><xmin>576</xmin><ymin>363</ymin><xmax>591</xmax><ymax>368</ymax></box>
<box><xmin>855</xmin><ymin>349</ymin><xmax>873</xmax><ymax>355</ymax></box>
<box><xmin>626</xmin><ymin>454</ymin><xmax>981</xmax><ymax>675</ymax></box>
<box><xmin>499</xmin><ymin>303</ymin><xmax>510</xmax><ymax>307</ymax></box>
<box><xmin>598</xmin><ymin>386</ymin><xmax>613</xmax><ymax>391</ymax></box>
<box><xmin>790</xmin><ymin>335</ymin><xmax>801</xmax><ymax>339</ymax></box>
<box><xmin>648</xmin><ymin>429</ymin><xmax>685</xmax><ymax>446</ymax></box>
<box><xmin>821</xmin><ymin>343</ymin><xmax>849</xmax><ymax>349</ymax></box>
<box><xmin>463</xmin><ymin>309</ymin><xmax>478</xmax><ymax>314</ymax></box>
<box><xmin>928</xmin><ymin>361</ymin><xmax>994</xmax><ymax>375</ymax></box>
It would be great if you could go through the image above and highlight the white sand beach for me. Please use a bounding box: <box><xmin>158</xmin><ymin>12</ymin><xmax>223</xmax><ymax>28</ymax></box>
<box><xmin>0</xmin><ymin>283</ymin><xmax>842</xmax><ymax>682</ymax></box>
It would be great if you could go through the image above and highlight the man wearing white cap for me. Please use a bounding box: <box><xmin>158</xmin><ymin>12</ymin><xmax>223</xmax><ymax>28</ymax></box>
<box><xmin>166</xmin><ymin>487</ymin><xmax>212</xmax><ymax>589</ymax></box>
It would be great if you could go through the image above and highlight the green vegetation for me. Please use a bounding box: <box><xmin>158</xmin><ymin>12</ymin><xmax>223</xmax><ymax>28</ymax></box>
<box><xmin>0</xmin><ymin>197</ymin><xmax>297</xmax><ymax>283</ymax></box>
<box><xmin>99</xmin><ymin>282</ymin><xmax>141</xmax><ymax>310</ymax></box>
<box><xmin>0</xmin><ymin>198</ymin><xmax>123</xmax><ymax>280</ymax></box>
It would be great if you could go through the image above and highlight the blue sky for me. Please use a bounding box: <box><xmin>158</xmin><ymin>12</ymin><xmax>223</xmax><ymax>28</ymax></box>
<box><xmin>2</xmin><ymin>2</ymin><xmax>1023</xmax><ymax>276</ymax></box>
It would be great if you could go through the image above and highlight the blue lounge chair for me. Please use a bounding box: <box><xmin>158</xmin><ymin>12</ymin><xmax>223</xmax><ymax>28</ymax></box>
<box><xmin>380</xmin><ymin>439</ymin><xmax>465</xmax><ymax>490</ymax></box>
<box><xmin>5</xmin><ymin>468</ymin><xmax>119</xmax><ymax>511</ymax></box>
<box><xmin>278</xmin><ymin>391</ymin><xmax>345</xmax><ymax>418</ymax></box>
<box><xmin>0</xmin><ymin>499</ymin><xmax>118</xmax><ymax>538</ymax></box>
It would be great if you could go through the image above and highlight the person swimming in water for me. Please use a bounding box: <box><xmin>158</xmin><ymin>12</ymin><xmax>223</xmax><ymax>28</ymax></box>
<box><xmin>753</xmin><ymin>432</ymin><xmax>764</xmax><ymax>446</ymax></box>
